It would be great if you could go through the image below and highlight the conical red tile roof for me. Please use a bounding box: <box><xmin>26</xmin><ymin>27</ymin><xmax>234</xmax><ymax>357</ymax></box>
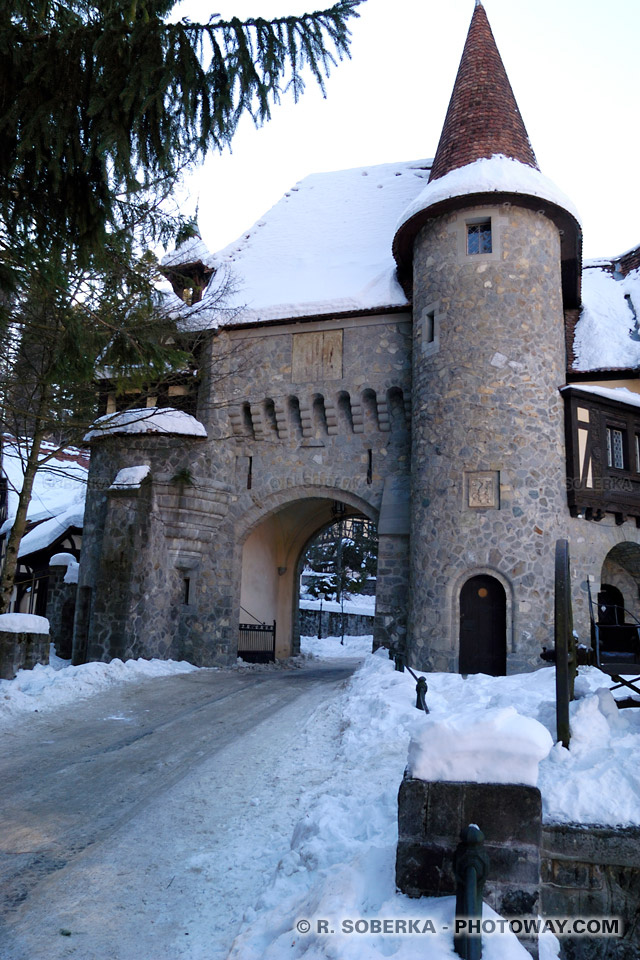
<box><xmin>428</xmin><ymin>1</ymin><xmax>538</xmax><ymax>183</ymax></box>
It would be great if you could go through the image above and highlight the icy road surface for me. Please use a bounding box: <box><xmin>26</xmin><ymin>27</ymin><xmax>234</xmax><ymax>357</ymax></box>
<box><xmin>0</xmin><ymin>661</ymin><xmax>358</xmax><ymax>960</ymax></box>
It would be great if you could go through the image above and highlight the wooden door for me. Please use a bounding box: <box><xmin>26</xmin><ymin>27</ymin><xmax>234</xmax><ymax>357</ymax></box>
<box><xmin>459</xmin><ymin>575</ymin><xmax>506</xmax><ymax>676</ymax></box>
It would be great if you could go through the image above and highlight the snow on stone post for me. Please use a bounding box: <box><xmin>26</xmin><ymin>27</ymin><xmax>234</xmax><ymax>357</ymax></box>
<box><xmin>0</xmin><ymin>613</ymin><xmax>50</xmax><ymax>679</ymax></box>
<box><xmin>396</xmin><ymin>707</ymin><xmax>553</xmax><ymax>959</ymax></box>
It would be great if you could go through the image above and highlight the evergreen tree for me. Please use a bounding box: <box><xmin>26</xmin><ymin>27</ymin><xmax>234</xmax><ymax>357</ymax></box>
<box><xmin>0</xmin><ymin>0</ymin><xmax>363</xmax><ymax>262</ymax></box>
<box><xmin>0</xmin><ymin>234</ymin><xmax>213</xmax><ymax>613</ymax></box>
<box><xmin>304</xmin><ymin>517</ymin><xmax>377</xmax><ymax>602</ymax></box>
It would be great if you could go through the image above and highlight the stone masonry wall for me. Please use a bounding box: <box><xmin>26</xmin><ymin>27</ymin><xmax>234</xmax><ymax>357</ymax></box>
<box><xmin>396</xmin><ymin>777</ymin><xmax>542</xmax><ymax>958</ymax></box>
<box><xmin>409</xmin><ymin>205</ymin><xmax>570</xmax><ymax>672</ymax></box>
<box><xmin>542</xmin><ymin>824</ymin><xmax>640</xmax><ymax>960</ymax></box>
<box><xmin>76</xmin><ymin>313</ymin><xmax>413</xmax><ymax>665</ymax></box>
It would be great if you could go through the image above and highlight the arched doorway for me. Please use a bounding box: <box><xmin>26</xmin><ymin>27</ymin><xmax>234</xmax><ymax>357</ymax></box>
<box><xmin>459</xmin><ymin>574</ymin><xmax>506</xmax><ymax>675</ymax></box>
<box><xmin>597</xmin><ymin>544</ymin><xmax>640</xmax><ymax>655</ymax></box>
<box><xmin>239</xmin><ymin>495</ymin><xmax>374</xmax><ymax>660</ymax></box>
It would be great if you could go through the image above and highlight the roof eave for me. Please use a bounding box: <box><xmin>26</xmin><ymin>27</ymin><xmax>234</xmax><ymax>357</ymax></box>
<box><xmin>393</xmin><ymin>190</ymin><xmax>582</xmax><ymax>309</ymax></box>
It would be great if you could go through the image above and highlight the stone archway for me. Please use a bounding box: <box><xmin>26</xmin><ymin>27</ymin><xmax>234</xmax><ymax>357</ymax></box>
<box><xmin>239</xmin><ymin>492</ymin><xmax>375</xmax><ymax>659</ymax></box>
<box><xmin>600</xmin><ymin>542</ymin><xmax>640</xmax><ymax>625</ymax></box>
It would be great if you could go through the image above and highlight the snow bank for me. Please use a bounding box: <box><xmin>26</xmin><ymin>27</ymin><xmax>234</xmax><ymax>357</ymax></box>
<box><xmin>573</xmin><ymin>265</ymin><xmax>640</xmax><ymax>370</ymax></box>
<box><xmin>84</xmin><ymin>408</ymin><xmax>207</xmax><ymax>440</ymax></box>
<box><xmin>397</xmin><ymin>154</ymin><xmax>581</xmax><ymax>232</ymax></box>
<box><xmin>0</xmin><ymin>613</ymin><xmax>49</xmax><ymax>635</ymax></box>
<box><xmin>109</xmin><ymin>465</ymin><xmax>151</xmax><ymax>489</ymax></box>
<box><xmin>301</xmin><ymin>634</ymin><xmax>373</xmax><ymax>659</ymax></box>
<box><xmin>228</xmin><ymin>650</ymin><xmax>540</xmax><ymax>960</ymax></box>
<box><xmin>408</xmin><ymin>706</ymin><xmax>553</xmax><ymax>786</ymax></box>
<box><xmin>0</xmin><ymin>656</ymin><xmax>199</xmax><ymax>723</ymax></box>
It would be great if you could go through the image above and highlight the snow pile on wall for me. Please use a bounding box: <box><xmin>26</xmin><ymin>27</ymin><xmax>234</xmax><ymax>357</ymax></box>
<box><xmin>397</xmin><ymin>154</ymin><xmax>581</xmax><ymax>231</ymax></box>
<box><xmin>0</xmin><ymin>613</ymin><xmax>49</xmax><ymax>635</ymax></box>
<box><xmin>85</xmin><ymin>408</ymin><xmax>207</xmax><ymax>440</ymax></box>
<box><xmin>0</xmin><ymin>656</ymin><xmax>199</xmax><ymax>723</ymax></box>
<box><xmin>109</xmin><ymin>465</ymin><xmax>151</xmax><ymax>489</ymax></box>
<box><xmin>573</xmin><ymin>265</ymin><xmax>640</xmax><ymax>370</ymax></box>
<box><xmin>178</xmin><ymin>158</ymin><xmax>433</xmax><ymax>329</ymax></box>
<box><xmin>49</xmin><ymin>552</ymin><xmax>80</xmax><ymax>582</ymax></box>
<box><xmin>408</xmin><ymin>705</ymin><xmax>553</xmax><ymax>786</ymax></box>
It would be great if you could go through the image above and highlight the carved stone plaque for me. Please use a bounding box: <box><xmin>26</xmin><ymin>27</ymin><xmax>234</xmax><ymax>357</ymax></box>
<box><xmin>466</xmin><ymin>471</ymin><xmax>500</xmax><ymax>509</ymax></box>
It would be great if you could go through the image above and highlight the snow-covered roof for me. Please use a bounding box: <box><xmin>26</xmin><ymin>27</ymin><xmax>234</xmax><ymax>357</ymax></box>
<box><xmin>84</xmin><ymin>408</ymin><xmax>207</xmax><ymax>441</ymax></box>
<box><xmin>396</xmin><ymin>154</ymin><xmax>581</xmax><ymax>234</ymax></box>
<box><xmin>177</xmin><ymin>159</ymin><xmax>433</xmax><ymax>330</ymax></box>
<box><xmin>561</xmin><ymin>384</ymin><xmax>640</xmax><ymax>409</ymax></box>
<box><xmin>160</xmin><ymin>235</ymin><xmax>216</xmax><ymax>269</ymax></box>
<box><xmin>18</xmin><ymin>501</ymin><xmax>84</xmax><ymax>558</ymax></box>
<box><xmin>572</xmin><ymin>264</ymin><xmax>640</xmax><ymax>371</ymax></box>
<box><xmin>1</xmin><ymin>440</ymin><xmax>88</xmax><ymax>557</ymax></box>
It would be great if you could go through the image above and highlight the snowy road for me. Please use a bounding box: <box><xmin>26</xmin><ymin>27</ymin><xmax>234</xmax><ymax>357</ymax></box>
<box><xmin>0</xmin><ymin>660</ymin><xmax>358</xmax><ymax>960</ymax></box>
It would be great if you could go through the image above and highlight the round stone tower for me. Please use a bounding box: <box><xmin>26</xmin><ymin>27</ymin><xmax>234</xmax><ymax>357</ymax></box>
<box><xmin>394</xmin><ymin>2</ymin><xmax>582</xmax><ymax>673</ymax></box>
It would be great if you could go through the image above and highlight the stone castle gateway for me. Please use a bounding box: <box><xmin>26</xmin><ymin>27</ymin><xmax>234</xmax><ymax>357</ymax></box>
<box><xmin>73</xmin><ymin>3</ymin><xmax>640</xmax><ymax>673</ymax></box>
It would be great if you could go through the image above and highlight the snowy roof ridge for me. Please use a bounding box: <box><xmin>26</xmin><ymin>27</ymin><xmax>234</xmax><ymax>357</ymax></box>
<box><xmin>428</xmin><ymin>2</ymin><xmax>538</xmax><ymax>183</ymax></box>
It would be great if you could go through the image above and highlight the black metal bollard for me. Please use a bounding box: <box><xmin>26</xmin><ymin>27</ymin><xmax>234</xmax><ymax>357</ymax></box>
<box><xmin>415</xmin><ymin>676</ymin><xmax>428</xmax><ymax>713</ymax></box>
<box><xmin>453</xmin><ymin>824</ymin><xmax>490</xmax><ymax>960</ymax></box>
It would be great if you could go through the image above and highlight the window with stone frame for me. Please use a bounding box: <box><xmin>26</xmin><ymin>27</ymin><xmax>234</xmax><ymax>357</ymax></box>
<box><xmin>467</xmin><ymin>220</ymin><xmax>492</xmax><ymax>255</ymax></box>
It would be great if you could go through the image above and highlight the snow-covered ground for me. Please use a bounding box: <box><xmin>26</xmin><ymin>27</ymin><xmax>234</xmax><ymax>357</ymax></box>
<box><xmin>4</xmin><ymin>641</ymin><xmax>639</xmax><ymax>959</ymax></box>
<box><xmin>0</xmin><ymin>647</ymin><xmax>198</xmax><ymax>724</ymax></box>
<box><xmin>301</xmin><ymin>633</ymin><xmax>374</xmax><ymax>659</ymax></box>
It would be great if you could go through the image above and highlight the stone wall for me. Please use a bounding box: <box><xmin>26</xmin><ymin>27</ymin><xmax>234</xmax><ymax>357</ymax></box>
<box><xmin>47</xmin><ymin>563</ymin><xmax>77</xmax><ymax>660</ymax></box>
<box><xmin>542</xmin><ymin>824</ymin><xmax>640</xmax><ymax>960</ymax></box>
<box><xmin>396</xmin><ymin>777</ymin><xmax>541</xmax><ymax>957</ymax></box>
<box><xmin>75</xmin><ymin>313</ymin><xmax>412</xmax><ymax>666</ymax></box>
<box><xmin>396</xmin><ymin>778</ymin><xmax>640</xmax><ymax>960</ymax></box>
<box><xmin>0</xmin><ymin>628</ymin><xmax>49</xmax><ymax>680</ymax></box>
<box><xmin>409</xmin><ymin>204</ymin><xmax>577</xmax><ymax>672</ymax></box>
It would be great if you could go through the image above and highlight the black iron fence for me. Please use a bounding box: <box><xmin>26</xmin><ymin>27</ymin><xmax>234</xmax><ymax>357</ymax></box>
<box><xmin>238</xmin><ymin>621</ymin><xmax>276</xmax><ymax>663</ymax></box>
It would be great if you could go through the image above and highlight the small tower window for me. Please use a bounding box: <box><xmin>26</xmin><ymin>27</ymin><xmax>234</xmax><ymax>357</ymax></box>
<box><xmin>467</xmin><ymin>220</ymin><xmax>492</xmax><ymax>255</ymax></box>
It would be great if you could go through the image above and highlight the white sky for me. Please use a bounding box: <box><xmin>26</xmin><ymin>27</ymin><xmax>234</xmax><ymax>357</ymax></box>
<box><xmin>173</xmin><ymin>0</ymin><xmax>640</xmax><ymax>261</ymax></box>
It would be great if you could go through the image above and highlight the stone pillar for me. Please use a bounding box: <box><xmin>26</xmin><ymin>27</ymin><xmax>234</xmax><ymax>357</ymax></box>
<box><xmin>47</xmin><ymin>557</ymin><xmax>78</xmax><ymax>659</ymax></box>
<box><xmin>408</xmin><ymin>205</ymin><xmax>568</xmax><ymax>671</ymax></box>
<box><xmin>0</xmin><ymin>615</ymin><xmax>50</xmax><ymax>679</ymax></box>
<box><xmin>396</xmin><ymin>777</ymin><xmax>541</xmax><ymax>958</ymax></box>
